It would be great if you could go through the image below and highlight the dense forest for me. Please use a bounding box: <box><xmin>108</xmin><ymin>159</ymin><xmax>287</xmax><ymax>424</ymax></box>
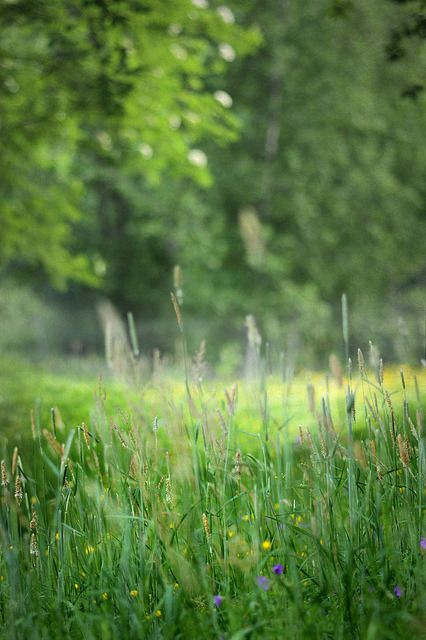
<box><xmin>1</xmin><ymin>0</ymin><xmax>425</xmax><ymax>366</ymax></box>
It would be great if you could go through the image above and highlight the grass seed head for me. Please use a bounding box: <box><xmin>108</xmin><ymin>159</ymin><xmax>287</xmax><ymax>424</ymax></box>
<box><xmin>170</xmin><ymin>292</ymin><xmax>183</xmax><ymax>331</ymax></box>
<box><xmin>357</xmin><ymin>348</ymin><xmax>365</xmax><ymax>376</ymax></box>
<box><xmin>329</xmin><ymin>354</ymin><xmax>343</xmax><ymax>387</ymax></box>
<box><xmin>1</xmin><ymin>460</ymin><xmax>9</xmax><ymax>487</ymax></box>
<box><xmin>202</xmin><ymin>512</ymin><xmax>211</xmax><ymax>542</ymax></box>
<box><xmin>397</xmin><ymin>434</ymin><xmax>410</xmax><ymax>467</ymax></box>
<box><xmin>81</xmin><ymin>422</ymin><xmax>91</xmax><ymax>449</ymax></box>
<box><xmin>11</xmin><ymin>447</ymin><xmax>18</xmax><ymax>476</ymax></box>
<box><xmin>15</xmin><ymin>474</ymin><xmax>23</xmax><ymax>504</ymax></box>
<box><xmin>232</xmin><ymin>449</ymin><xmax>242</xmax><ymax>479</ymax></box>
<box><xmin>30</xmin><ymin>533</ymin><xmax>39</xmax><ymax>557</ymax></box>
<box><xmin>43</xmin><ymin>429</ymin><xmax>63</xmax><ymax>456</ymax></box>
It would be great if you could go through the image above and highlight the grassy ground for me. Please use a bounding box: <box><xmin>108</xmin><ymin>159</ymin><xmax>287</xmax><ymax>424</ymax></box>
<box><xmin>0</xmin><ymin>354</ymin><xmax>425</xmax><ymax>639</ymax></box>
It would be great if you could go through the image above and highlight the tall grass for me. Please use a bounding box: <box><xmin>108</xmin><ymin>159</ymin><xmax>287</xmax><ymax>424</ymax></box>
<box><xmin>0</xmin><ymin>344</ymin><xmax>425</xmax><ymax>638</ymax></box>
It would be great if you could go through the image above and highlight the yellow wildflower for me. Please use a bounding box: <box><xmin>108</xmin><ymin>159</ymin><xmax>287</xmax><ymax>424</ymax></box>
<box><xmin>130</xmin><ymin>589</ymin><xmax>138</xmax><ymax>598</ymax></box>
<box><xmin>261</xmin><ymin>540</ymin><xmax>272</xmax><ymax>551</ymax></box>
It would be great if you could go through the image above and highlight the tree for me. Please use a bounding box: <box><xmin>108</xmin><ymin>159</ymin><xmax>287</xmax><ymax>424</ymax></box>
<box><xmin>0</xmin><ymin>0</ymin><xmax>259</xmax><ymax>286</ymax></box>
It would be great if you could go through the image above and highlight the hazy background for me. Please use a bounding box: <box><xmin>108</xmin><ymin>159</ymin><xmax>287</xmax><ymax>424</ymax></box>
<box><xmin>1</xmin><ymin>0</ymin><xmax>425</xmax><ymax>374</ymax></box>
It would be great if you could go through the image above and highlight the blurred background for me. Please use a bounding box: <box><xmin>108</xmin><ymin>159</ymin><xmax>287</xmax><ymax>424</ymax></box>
<box><xmin>1</xmin><ymin>0</ymin><xmax>425</xmax><ymax>376</ymax></box>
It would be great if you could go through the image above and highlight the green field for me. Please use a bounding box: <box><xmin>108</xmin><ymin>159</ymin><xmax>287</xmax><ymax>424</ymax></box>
<box><xmin>0</xmin><ymin>356</ymin><xmax>424</xmax><ymax>639</ymax></box>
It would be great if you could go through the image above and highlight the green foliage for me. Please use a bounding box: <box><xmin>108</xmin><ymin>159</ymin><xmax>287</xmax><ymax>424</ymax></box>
<box><xmin>0</xmin><ymin>0</ymin><xmax>259</xmax><ymax>285</ymax></box>
<box><xmin>73</xmin><ymin>0</ymin><xmax>425</xmax><ymax>361</ymax></box>
<box><xmin>0</xmin><ymin>0</ymin><xmax>425</xmax><ymax>361</ymax></box>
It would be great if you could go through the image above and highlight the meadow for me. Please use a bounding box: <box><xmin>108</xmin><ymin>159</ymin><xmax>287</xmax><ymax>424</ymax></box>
<box><xmin>0</xmin><ymin>342</ymin><xmax>425</xmax><ymax>640</ymax></box>
<box><xmin>1</xmin><ymin>1</ymin><xmax>425</xmax><ymax>637</ymax></box>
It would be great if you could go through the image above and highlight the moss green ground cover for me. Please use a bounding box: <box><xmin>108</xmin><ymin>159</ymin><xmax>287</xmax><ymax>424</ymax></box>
<box><xmin>0</xmin><ymin>357</ymin><xmax>425</xmax><ymax>639</ymax></box>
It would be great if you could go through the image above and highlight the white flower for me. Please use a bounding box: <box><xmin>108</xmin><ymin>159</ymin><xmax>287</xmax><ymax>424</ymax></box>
<box><xmin>139</xmin><ymin>143</ymin><xmax>153</xmax><ymax>158</ymax></box>
<box><xmin>169</xmin><ymin>115</ymin><xmax>182</xmax><ymax>130</ymax></box>
<box><xmin>217</xmin><ymin>6</ymin><xmax>235</xmax><ymax>24</ymax></box>
<box><xmin>192</xmin><ymin>0</ymin><xmax>208</xmax><ymax>8</ymax></box>
<box><xmin>170</xmin><ymin>44</ymin><xmax>188</xmax><ymax>60</ymax></box>
<box><xmin>219</xmin><ymin>43</ymin><xmax>236</xmax><ymax>62</ymax></box>
<box><xmin>96</xmin><ymin>131</ymin><xmax>112</xmax><ymax>151</ymax></box>
<box><xmin>188</xmin><ymin>149</ymin><xmax>208</xmax><ymax>168</ymax></box>
<box><xmin>168</xmin><ymin>24</ymin><xmax>182</xmax><ymax>36</ymax></box>
<box><xmin>214</xmin><ymin>90</ymin><xmax>233</xmax><ymax>108</ymax></box>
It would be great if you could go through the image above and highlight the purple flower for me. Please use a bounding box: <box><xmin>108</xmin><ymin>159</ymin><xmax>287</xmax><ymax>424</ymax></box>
<box><xmin>213</xmin><ymin>595</ymin><xmax>223</xmax><ymax>607</ymax></box>
<box><xmin>256</xmin><ymin>576</ymin><xmax>270</xmax><ymax>591</ymax></box>
<box><xmin>272</xmin><ymin>563</ymin><xmax>284</xmax><ymax>575</ymax></box>
<box><xmin>420</xmin><ymin>537</ymin><xmax>426</xmax><ymax>550</ymax></box>
<box><xmin>393</xmin><ymin>585</ymin><xmax>403</xmax><ymax>598</ymax></box>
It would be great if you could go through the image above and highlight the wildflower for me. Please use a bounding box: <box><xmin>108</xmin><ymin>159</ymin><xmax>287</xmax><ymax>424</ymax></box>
<box><xmin>213</xmin><ymin>595</ymin><xmax>223</xmax><ymax>607</ymax></box>
<box><xmin>85</xmin><ymin>545</ymin><xmax>95</xmax><ymax>554</ymax></box>
<box><xmin>101</xmin><ymin>592</ymin><xmax>109</xmax><ymax>601</ymax></box>
<box><xmin>74</xmin><ymin>583</ymin><xmax>79</xmax><ymax>590</ymax></box>
<box><xmin>393</xmin><ymin>585</ymin><xmax>403</xmax><ymax>598</ymax></box>
<box><xmin>256</xmin><ymin>576</ymin><xmax>270</xmax><ymax>591</ymax></box>
<box><xmin>261</xmin><ymin>540</ymin><xmax>272</xmax><ymax>552</ymax></box>
<box><xmin>242</xmin><ymin>514</ymin><xmax>250</xmax><ymax>522</ymax></box>
<box><xmin>420</xmin><ymin>537</ymin><xmax>426</xmax><ymax>550</ymax></box>
<box><xmin>154</xmin><ymin>609</ymin><xmax>162</xmax><ymax>617</ymax></box>
<box><xmin>272</xmin><ymin>564</ymin><xmax>284</xmax><ymax>575</ymax></box>
<box><xmin>130</xmin><ymin>589</ymin><xmax>138</xmax><ymax>598</ymax></box>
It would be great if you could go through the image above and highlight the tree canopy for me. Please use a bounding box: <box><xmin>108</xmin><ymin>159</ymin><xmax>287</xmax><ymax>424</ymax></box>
<box><xmin>0</xmin><ymin>0</ymin><xmax>258</xmax><ymax>284</ymax></box>
<box><xmin>1</xmin><ymin>0</ymin><xmax>425</xmax><ymax>361</ymax></box>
